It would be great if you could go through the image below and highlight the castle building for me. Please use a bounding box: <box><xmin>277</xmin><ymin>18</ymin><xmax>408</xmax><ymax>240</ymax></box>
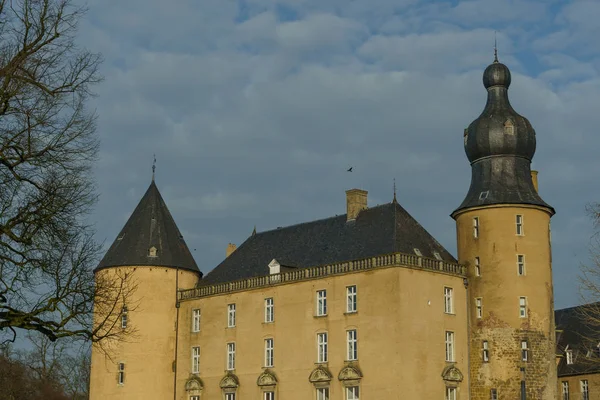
<box><xmin>90</xmin><ymin>57</ymin><xmax>563</xmax><ymax>400</ymax></box>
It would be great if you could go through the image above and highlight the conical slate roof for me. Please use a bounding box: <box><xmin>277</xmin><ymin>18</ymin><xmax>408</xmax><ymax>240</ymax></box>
<box><xmin>201</xmin><ymin>200</ymin><xmax>455</xmax><ymax>285</ymax></box>
<box><xmin>96</xmin><ymin>180</ymin><xmax>200</xmax><ymax>274</ymax></box>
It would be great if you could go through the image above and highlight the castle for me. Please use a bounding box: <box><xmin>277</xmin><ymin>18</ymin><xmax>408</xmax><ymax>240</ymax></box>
<box><xmin>89</xmin><ymin>56</ymin><xmax>592</xmax><ymax>400</ymax></box>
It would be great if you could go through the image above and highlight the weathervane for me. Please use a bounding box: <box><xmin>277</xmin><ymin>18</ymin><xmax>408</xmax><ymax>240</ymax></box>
<box><xmin>494</xmin><ymin>31</ymin><xmax>498</xmax><ymax>62</ymax></box>
<box><xmin>152</xmin><ymin>154</ymin><xmax>156</xmax><ymax>181</ymax></box>
<box><xmin>393</xmin><ymin>178</ymin><xmax>397</xmax><ymax>202</ymax></box>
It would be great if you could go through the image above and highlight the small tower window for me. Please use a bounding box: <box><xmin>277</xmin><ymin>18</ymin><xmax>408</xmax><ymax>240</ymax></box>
<box><xmin>475</xmin><ymin>256</ymin><xmax>481</xmax><ymax>276</ymax></box>
<box><xmin>148</xmin><ymin>246</ymin><xmax>158</xmax><ymax>257</ymax></box>
<box><xmin>519</xmin><ymin>297</ymin><xmax>527</xmax><ymax>318</ymax></box>
<box><xmin>504</xmin><ymin>119</ymin><xmax>515</xmax><ymax>135</ymax></box>
<box><xmin>517</xmin><ymin>255</ymin><xmax>526</xmax><ymax>276</ymax></box>
<box><xmin>121</xmin><ymin>305</ymin><xmax>128</xmax><ymax>329</ymax></box>
<box><xmin>521</xmin><ymin>340</ymin><xmax>529</xmax><ymax>361</ymax></box>
<box><xmin>516</xmin><ymin>215</ymin><xmax>524</xmax><ymax>235</ymax></box>
<box><xmin>482</xmin><ymin>340</ymin><xmax>489</xmax><ymax>362</ymax></box>
<box><xmin>473</xmin><ymin>217</ymin><xmax>480</xmax><ymax>238</ymax></box>
<box><xmin>475</xmin><ymin>298</ymin><xmax>483</xmax><ymax>318</ymax></box>
<box><xmin>118</xmin><ymin>362</ymin><xmax>125</xmax><ymax>385</ymax></box>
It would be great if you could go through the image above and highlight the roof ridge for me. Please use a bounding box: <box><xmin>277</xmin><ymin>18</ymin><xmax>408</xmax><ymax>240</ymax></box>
<box><xmin>254</xmin><ymin>202</ymin><xmax>395</xmax><ymax>235</ymax></box>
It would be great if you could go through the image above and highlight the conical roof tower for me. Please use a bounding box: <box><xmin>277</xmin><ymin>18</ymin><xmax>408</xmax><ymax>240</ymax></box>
<box><xmin>96</xmin><ymin>180</ymin><xmax>200</xmax><ymax>274</ymax></box>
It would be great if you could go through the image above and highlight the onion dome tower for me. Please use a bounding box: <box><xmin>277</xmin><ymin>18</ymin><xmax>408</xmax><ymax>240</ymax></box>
<box><xmin>90</xmin><ymin>177</ymin><xmax>201</xmax><ymax>400</ymax></box>
<box><xmin>452</xmin><ymin>55</ymin><xmax>556</xmax><ymax>399</ymax></box>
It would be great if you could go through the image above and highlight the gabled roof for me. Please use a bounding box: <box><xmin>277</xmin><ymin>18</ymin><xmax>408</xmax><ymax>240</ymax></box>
<box><xmin>96</xmin><ymin>181</ymin><xmax>200</xmax><ymax>274</ymax></box>
<box><xmin>200</xmin><ymin>200</ymin><xmax>455</xmax><ymax>285</ymax></box>
<box><xmin>555</xmin><ymin>303</ymin><xmax>600</xmax><ymax>377</ymax></box>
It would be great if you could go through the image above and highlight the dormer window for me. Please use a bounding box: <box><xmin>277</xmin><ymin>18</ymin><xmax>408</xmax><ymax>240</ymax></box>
<box><xmin>148</xmin><ymin>246</ymin><xmax>158</xmax><ymax>257</ymax></box>
<box><xmin>268</xmin><ymin>259</ymin><xmax>281</xmax><ymax>275</ymax></box>
<box><xmin>504</xmin><ymin>120</ymin><xmax>515</xmax><ymax>135</ymax></box>
<box><xmin>433</xmin><ymin>252</ymin><xmax>442</xmax><ymax>260</ymax></box>
<box><xmin>566</xmin><ymin>349</ymin><xmax>574</xmax><ymax>365</ymax></box>
<box><xmin>413</xmin><ymin>248</ymin><xmax>423</xmax><ymax>257</ymax></box>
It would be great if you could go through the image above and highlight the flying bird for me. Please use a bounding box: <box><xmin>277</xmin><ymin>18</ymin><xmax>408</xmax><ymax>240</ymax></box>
<box><xmin>347</xmin><ymin>167</ymin><xmax>353</xmax><ymax>172</ymax></box>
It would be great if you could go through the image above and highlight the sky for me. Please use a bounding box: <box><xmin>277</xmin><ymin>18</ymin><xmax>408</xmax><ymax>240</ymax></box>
<box><xmin>76</xmin><ymin>0</ymin><xmax>600</xmax><ymax>309</ymax></box>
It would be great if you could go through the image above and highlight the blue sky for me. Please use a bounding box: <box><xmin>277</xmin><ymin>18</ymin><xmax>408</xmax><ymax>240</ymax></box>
<box><xmin>77</xmin><ymin>0</ymin><xmax>600</xmax><ymax>309</ymax></box>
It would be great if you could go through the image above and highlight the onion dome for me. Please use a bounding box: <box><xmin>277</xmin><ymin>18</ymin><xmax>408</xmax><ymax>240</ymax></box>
<box><xmin>96</xmin><ymin>180</ymin><xmax>201</xmax><ymax>274</ymax></box>
<box><xmin>452</xmin><ymin>56</ymin><xmax>554</xmax><ymax>217</ymax></box>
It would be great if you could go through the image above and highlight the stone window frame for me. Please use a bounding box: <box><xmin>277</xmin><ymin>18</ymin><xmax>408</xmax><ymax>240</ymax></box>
<box><xmin>519</xmin><ymin>297</ymin><xmax>527</xmax><ymax>318</ymax></box>
<box><xmin>264</xmin><ymin>338</ymin><xmax>274</xmax><ymax>368</ymax></box>
<box><xmin>227</xmin><ymin>304</ymin><xmax>236</xmax><ymax>328</ymax></box>
<box><xmin>521</xmin><ymin>340</ymin><xmax>529</xmax><ymax>362</ymax></box>
<box><xmin>192</xmin><ymin>309</ymin><xmax>201</xmax><ymax>332</ymax></box>
<box><xmin>482</xmin><ymin>341</ymin><xmax>489</xmax><ymax>362</ymax></box>
<box><xmin>581</xmin><ymin>380</ymin><xmax>589</xmax><ymax>400</ymax></box>
<box><xmin>317</xmin><ymin>332</ymin><xmax>328</xmax><ymax>363</ymax></box>
<box><xmin>120</xmin><ymin>305</ymin><xmax>128</xmax><ymax>329</ymax></box>
<box><xmin>561</xmin><ymin>381</ymin><xmax>569</xmax><ymax>399</ymax></box>
<box><xmin>191</xmin><ymin>346</ymin><xmax>200</xmax><ymax>374</ymax></box>
<box><xmin>316</xmin><ymin>387</ymin><xmax>330</xmax><ymax>400</ymax></box>
<box><xmin>475</xmin><ymin>257</ymin><xmax>481</xmax><ymax>277</ymax></box>
<box><xmin>264</xmin><ymin>298</ymin><xmax>274</xmax><ymax>323</ymax></box>
<box><xmin>445</xmin><ymin>386</ymin><xmax>457</xmax><ymax>400</ymax></box>
<box><xmin>346</xmin><ymin>329</ymin><xmax>358</xmax><ymax>361</ymax></box>
<box><xmin>473</xmin><ymin>217</ymin><xmax>480</xmax><ymax>238</ymax></box>
<box><xmin>444</xmin><ymin>287</ymin><xmax>454</xmax><ymax>314</ymax></box>
<box><xmin>346</xmin><ymin>285</ymin><xmax>357</xmax><ymax>313</ymax></box>
<box><xmin>117</xmin><ymin>362</ymin><xmax>125</xmax><ymax>385</ymax></box>
<box><xmin>445</xmin><ymin>331</ymin><xmax>455</xmax><ymax>362</ymax></box>
<box><xmin>226</xmin><ymin>342</ymin><xmax>236</xmax><ymax>371</ymax></box>
<box><xmin>316</xmin><ymin>290</ymin><xmax>327</xmax><ymax>316</ymax></box>
<box><xmin>346</xmin><ymin>386</ymin><xmax>360</xmax><ymax>400</ymax></box>
<box><xmin>516</xmin><ymin>214</ymin><xmax>524</xmax><ymax>235</ymax></box>
<box><xmin>475</xmin><ymin>297</ymin><xmax>483</xmax><ymax>319</ymax></box>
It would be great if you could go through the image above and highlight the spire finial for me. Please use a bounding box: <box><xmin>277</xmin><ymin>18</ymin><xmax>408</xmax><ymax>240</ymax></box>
<box><xmin>252</xmin><ymin>225</ymin><xmax>257</xmax><ymax>236</ymax></box>
<box><xmin>152</xmin><ymin>154</ymin><xmax>156</xmax><ymax>181</ymax></box>
<box><xmin>393</xmin><ymin>178</ymin><xmax>397</xmax><ymax>202</ymax></box>
<box><xmin>494</xmin><ymin>31</ymin><xmax>498</xmax><ymax>62</ymax></box>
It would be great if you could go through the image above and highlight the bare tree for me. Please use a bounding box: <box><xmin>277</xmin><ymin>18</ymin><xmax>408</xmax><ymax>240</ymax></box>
<box><xmin>0</xmin><ymin>0</ymin><xmax>130</xmax><ymax>345</ymax></box>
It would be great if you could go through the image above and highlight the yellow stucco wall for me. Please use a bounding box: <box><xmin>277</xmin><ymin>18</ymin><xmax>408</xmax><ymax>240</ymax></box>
<box><xmin>176</xmin><ymin>265</ymin><xmax>468</xmax><ymax>399</ymax></box>
<box><xmin>90</xmin><ymin>266</ymin><xmax>199</xmax><ymax>400</ymax></box>
<box><xmin>558</xmin><ymin>374</ymin><xmax>600</xmax><ymax>400</ymax></box>
<box><xmin>455</xmin><ymin>205</ymin><xmax>556</xmax><ymax>400</ymax></box>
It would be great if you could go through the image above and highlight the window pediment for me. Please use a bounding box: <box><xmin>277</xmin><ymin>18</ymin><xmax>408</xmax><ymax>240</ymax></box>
<box><xmin>338</xmin><ymin>363</ymin><xmax>363</xmax><ymax>386</ymax></box>
<box><xmin>309</xmin><ymin>365</ymin><xmax>332</xmax><ymax>385</ymax></box>
<box><xmin>185</xmin><ymin>376</ymin><xmax>204</xmax><ymax>392</ymax></box>
<box><xmin>220</xmin><ymin>372</ymin><xmax>240</xmax><ymax>389</ymax></box>
<box><xmin>441</xmin><ymin>365</ymin><xmax>463</xmax><ymax>383</ymax></box>
<box><xmin>257</xmin><ymin>369</ymin><xmax>278</xmax><ymax>387</ymax></box>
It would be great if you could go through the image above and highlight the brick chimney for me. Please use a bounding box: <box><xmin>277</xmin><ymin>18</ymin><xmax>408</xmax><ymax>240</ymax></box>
<box><xmin>531</xmin><ymin>170</ymin><xmax>539</xmax><ymax>193</ymax></box>
<box><xmin>226</xmin><ymin>243</ymin><xmax>237</xmax><ymax>258</ymax></box>
<box><xmin>346</xmin><ymin>189</ymin><xmax>368</xmax><ymax>221</ymax></box>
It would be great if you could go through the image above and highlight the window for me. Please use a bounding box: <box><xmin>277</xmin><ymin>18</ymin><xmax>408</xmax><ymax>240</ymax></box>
<box><xmin>227</xmin><ymin>342</ymin><xmax>236</xmax><ymax>370</ymax></box>
<box><xmin>121</xmin><ymin>305</ymin><xmax>128</xmax><ymax>329</ymax></box>
<box><xmin>517</xmin><ymin>255</ymin><xmax>526</xmax><ymax>276</ymax></box>
<box><xmin>444</xmin><ymin>287</ymin><xmax>454</xmax><ymax>314</ymax></box>
<box><xmin>473</xmin><ymin>217</ymin><xmax>480</xmax><ymax>238</ymax></box>
<box><xmin>227</xmin><ymin>304</ymin><xmax>236</xmax><ymax>327</ymax></box>
<box><xmin>317</xmin><ymin>332</ymin><xmax>328</xmax><ymax>363</ymax></box>
<box><xmin>192</xmin><ymin>309</ymin><xmax>201</xmax><ymax>332</ymax></box>
<box><xmin>347</xmin><ymin>285</ymin><xmax>357</xmax><ymax>313</ymax></box>
<box><xmin>317</xmin><ymin>388</ymin><xmax>330</xmax><ymax>400</ymax></box>
<box><xmin>117</xmin><ymin>362</ymin><xmax>125</xmax><ymax>385</ymax></box>
<box><xmin>434</xmin><ymin>251</ymin><xmax>442</xmax><ymax>260</ymax></box>
<box><xmin>414</xmin><ymin>248</ymin><xmax>423</xmax><ymax>256</ymax></box>
<box><xmin>191</xmin><ymin>347</ymin><xmax>200</xmax><ymax>373</ymax></box>
<box><xmin>346</xmin><ymin>386</ymin><xmax>359</xmax><ymax>400</ymax></box>
<box><xmin>264</xmin><ymin>392</ymin><xmax>275</xmax><ymax>400</ymax></box>
<box><xmin>516</xmin><ymin>214</ymin><xmax>524</xmax><ymax>235</ymax></box>
<box><xmin>445</xmin><ymin>331</ymin><xmax>455</xmax><ymax>362</ymax></box>
<box><xmin>475</xmin><ymin>256</ymin><xmax>481</xmax><ymax>276</ymax></box>
<box><xmin>225</xmin><ymin>394</ymin><xmax>236</xmax><ymax>400</ymax></box>
<box><xmin>562</xmin><ymin>381</ymin><xmax>569</xmax><ymax>400</ymax></box>
<box><xmin>476</xmin><ymin>298</ymin><xmax>483</xmax><ymax>318</ymax></box>
<box><xmin>482</xmin><ymin>341</ymin><xmax>489</xmax><ymax>362</ymax></box>
<box><xmin>446</xmin><ymin>387</ymin><xmax>457</xmax><ymax>400</ymax></box>
<box><xmin>190</xmin><ymin>396</ymin><xmax>200</xmax><ymax>400</ymax></box>
<box><xmin>317</xmin><ymin>290</ymin><xmax>327</xmax><ymax>316</ymax></box>
<box><xmin>265</xmin><ymin>298</ymin><xmax>274</xmax><ymax>323</ymax></box>
<box><xmin>265</xmin><ymin>338</ymin><xmax>274</xmax><ymax>367</ymax></box>
<box><xmin>491</xmin><ymin>389</ymin><xmax>498</xmax><ymax>400</ymax></box>
<box><xmin>581</xmin><ymin>380</ymin><xmax>589</xmax><ymax>400</ymax></box>
<box><xmin>347</xmin><ymin>329</ymin><xmax>358</xmax><ymax>361</ymax></box>
<box><xmin>566</xmin><ymin>350</ymin><xmax>574</xmax><ymax>364</ymax></box>
<box><xmin>519</xmin><ymin>297</ymin><xmax>527</xmax><ymax>318</ymax></box>
<box><xmin>521</xmin><ymin>340</ymin><xmax>529</xmax><ymax>362</ymax></box>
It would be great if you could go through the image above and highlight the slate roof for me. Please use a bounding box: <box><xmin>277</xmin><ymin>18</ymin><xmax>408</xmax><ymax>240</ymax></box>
<box><xmin>96</xmin><ymin>181</ymin><xmax>201</xmax><ymax>274</ymax></box>
<box><xmin>555</xmin><ymin>303</ymin><xmax>600</xmax><ymax>377</ymax></box>
<box><xmin>200</xmin><ymin>200</ymin><xmax>456</xmax><ymax>285</ymax></box>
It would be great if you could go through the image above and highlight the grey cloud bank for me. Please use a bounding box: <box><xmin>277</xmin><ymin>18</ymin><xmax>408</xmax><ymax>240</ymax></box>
<box><xmin>79</xmin><ymin>0</ymin><xmax>600</xmax><ymax>308</ymax></box>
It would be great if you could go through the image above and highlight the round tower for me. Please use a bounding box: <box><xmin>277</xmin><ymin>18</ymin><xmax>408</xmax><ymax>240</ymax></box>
<box><xmin>90</xmin><ymin>179</ymin><xmax>201</xmax><ymax>400</ymax></box>
<box><xmin>452</xmin><ymin>56</ymin><xmax>556</xmax><ymax>399</ymax></box>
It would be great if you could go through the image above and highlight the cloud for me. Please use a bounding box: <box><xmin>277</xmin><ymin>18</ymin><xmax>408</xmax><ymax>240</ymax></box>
<box><xmin>76</xmin><ymin>0</ymin><xmax>600</xmax><ymax>309</ymax></box>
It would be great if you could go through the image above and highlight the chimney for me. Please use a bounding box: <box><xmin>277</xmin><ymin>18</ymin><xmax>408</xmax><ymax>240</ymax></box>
<box><xmin>226</xmin><ymin>243</ymin><xmax>237</xmax><ymax>258</ymax></box>
<box><xmin>346</xmin><ymin>189</ymin><xmax>368</xmax><ymax>221</ymax></box>
<box><xmin>531</xmin><ymin>170</ymin><xmax>539</xmax><ymax>193</ymax></box>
